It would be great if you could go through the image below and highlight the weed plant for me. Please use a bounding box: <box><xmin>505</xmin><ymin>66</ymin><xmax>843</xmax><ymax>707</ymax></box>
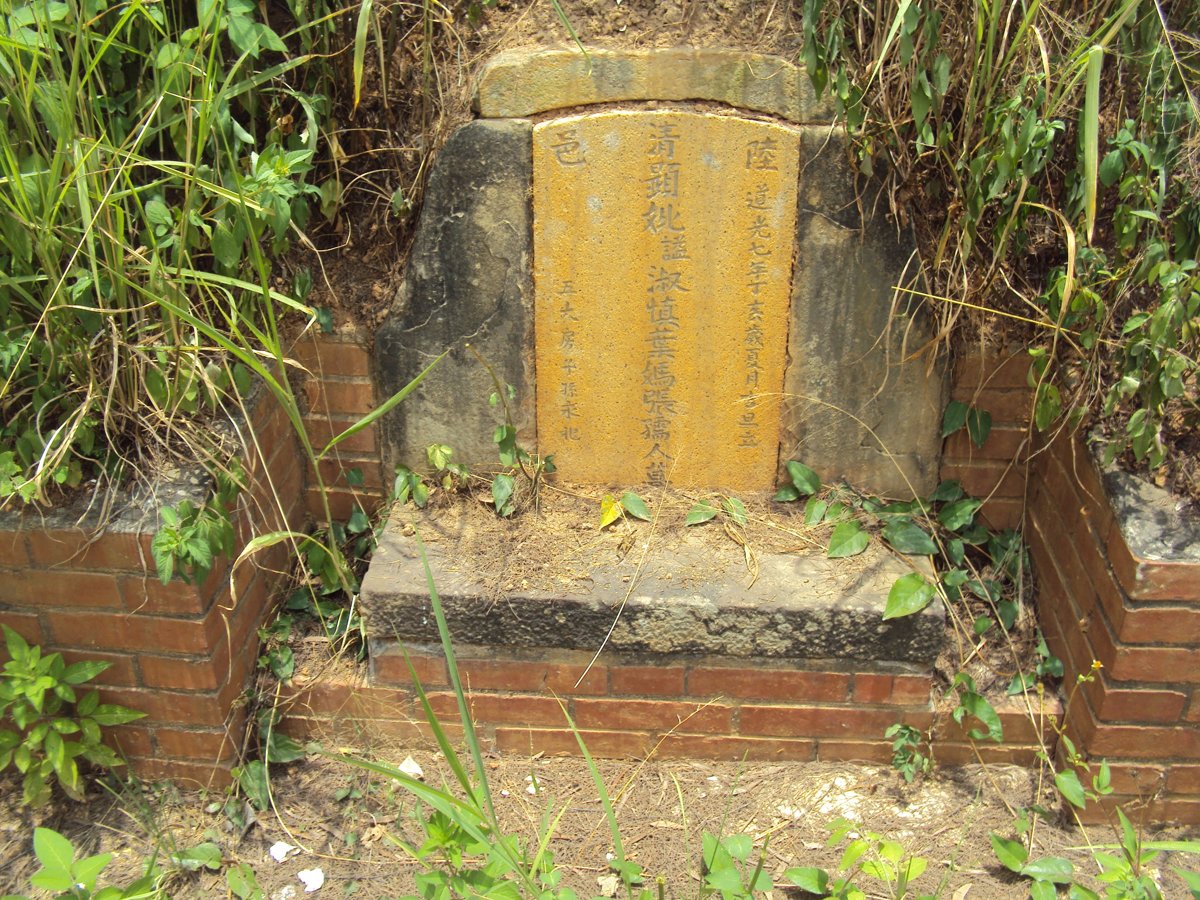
<box><xmin>800</xmin><ymin>0</ymin><xmax>1199</xmax><ymax>471</ymax></box>
<box><xmin>0</xmin><ymin>0</ymin><xmax>343</xmax><ymax>507</ymax></box>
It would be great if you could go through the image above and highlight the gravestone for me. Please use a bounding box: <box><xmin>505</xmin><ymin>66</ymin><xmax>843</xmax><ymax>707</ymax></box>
<box><xmin>534</xmin><ymin>110</ymin><xmax>798</xmax><ymax>490</ymax></box>
<box><xmin>375</xmin><ymin>47</ymin><xmax>945</xmax><ymax>498</ymax></box>
<box><xmin>367</xmin><ymin>48</ymin><xmax>948</xmax><ymax>672</ymax></box>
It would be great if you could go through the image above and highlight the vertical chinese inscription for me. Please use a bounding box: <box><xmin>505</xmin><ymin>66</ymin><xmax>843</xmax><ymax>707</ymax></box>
<box><xmin>534</xmin><ymin>111</ymin><xmax>798</xmax><ymax>490</ymax></box>
<box><xmin>641</xmin><ymin>123</ymin><xmax>687</xmax><ymax>486</ymax></box>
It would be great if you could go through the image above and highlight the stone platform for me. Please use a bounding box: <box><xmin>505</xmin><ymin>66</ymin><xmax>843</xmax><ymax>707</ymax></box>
<box><xmin>360</xmin><ymin>499</ymin><xmax>944</xmax><ymax>666</ymax></box>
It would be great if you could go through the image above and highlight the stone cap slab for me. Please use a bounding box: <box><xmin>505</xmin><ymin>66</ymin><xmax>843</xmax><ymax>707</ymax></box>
<box><xmin>362</xmin><ymin>506</ymin><xmax>944</xmax><ymax>664</ymax></box>
<box><xmin>474</xmin><ymin>47</ymin><xmax>834</xmax><ymax>123</ymax></box>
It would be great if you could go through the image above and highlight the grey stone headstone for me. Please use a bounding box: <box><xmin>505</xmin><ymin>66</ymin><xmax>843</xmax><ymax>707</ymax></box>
<box><xmin>782</xmin><ymin>127</ymin><xmax>946</xmax><ymax>498</ymax></box>
<box><xmin>375</xmin><ymin>119</ymin><xmax>535</xmax><ymax>474</ymax></box>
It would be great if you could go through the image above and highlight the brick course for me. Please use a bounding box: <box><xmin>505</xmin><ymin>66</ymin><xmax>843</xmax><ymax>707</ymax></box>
<box><xmin>1029</xmin><ymin>427</ymin><xmax>1200</xmax><ymax>824</ymax></box>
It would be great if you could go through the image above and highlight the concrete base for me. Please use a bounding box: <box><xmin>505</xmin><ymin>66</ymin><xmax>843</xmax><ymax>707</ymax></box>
<box><xmin>361</xmin><ymin>502</ymin><xmax>944</xmax><ymax>665</ymax></box>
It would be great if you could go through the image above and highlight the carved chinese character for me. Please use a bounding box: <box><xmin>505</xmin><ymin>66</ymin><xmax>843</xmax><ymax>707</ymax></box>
<box><xmin>645</xmin><ymin>162</ymin><xmax>680</xmax><ymax>199</ymax></box>
<box><xmin>643</xmin><ymin>202</ymin><xmax>686</xmax><ymax>234</ymax></box>
<box><xmin>745</xmin><ymin>182</ymin><xmax>771</xmax><ymax>209</ymax></box>
<box><xmin>647</xmin><ymin>123</ymin><xmax>680</xmax><ymax>158</ymax></box>
<box><xmin>648</xmin><ymin>267</ymin><xmax>689</xmax><ymax>294</ymax></box>
<box><xmin>550</xmin><ymin>129</ymin><xmax>586</xmax><ymax>166</ymax></box>
<box><xmin>745</xmin><ymin>138</ymin><xmax>779</xmax><ymax>171</ymax></box>
<box><xmin>748</xmin><ymin>215</ymin><xmax>773</xmax><ymax>239</ymax></box>
<box><xmin>661</xmin><ymin>234</ymin><xmax>690</xmax><ymax>260</ymax></box>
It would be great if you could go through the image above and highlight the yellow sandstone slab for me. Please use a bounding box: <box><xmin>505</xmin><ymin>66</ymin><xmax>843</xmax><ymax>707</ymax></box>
<box><xmin>534</xmin><ymin>110</ymin><xmax>799</xmax><ymax>491</ymax></box>
<box><xmin>476</xmin><ymin>48</ymin><xmax>833</xmax><ymax>124</ymax></box>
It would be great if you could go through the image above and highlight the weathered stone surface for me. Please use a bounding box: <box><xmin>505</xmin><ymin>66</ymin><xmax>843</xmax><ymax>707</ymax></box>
<box><xmin>475</xmin><ymin>48</ymin><xmax>834</xmax><ymax>124</ymax></box>
<box><xmin>782</xmin><ymin>127</ymin><xmax>945</xmax><ymax>498</ymax></box>
<box><xmin>534</xmin><ymin>110</ymin><xmax>798</xmax><ymax>490</ymax></box>
<box><xmin>1100</xmin><ymin>452</ymin><xmax>1200</xmax><ymax>563</ymax></box>
<box><xmin>375</xmin><ymin>120</ymin><xmax>535</xmax><ymax>472</ymax></box>
<box><xmin>362</xmin><ymin>511</ymin><xmax>944</xmax><ymax>664</ymax></box>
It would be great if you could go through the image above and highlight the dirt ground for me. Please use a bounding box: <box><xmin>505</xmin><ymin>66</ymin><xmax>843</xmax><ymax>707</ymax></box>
<box><xmin>1</xmin><ymin>747</ymin><xmax>1197</xmax><ymax>899</ymax></box>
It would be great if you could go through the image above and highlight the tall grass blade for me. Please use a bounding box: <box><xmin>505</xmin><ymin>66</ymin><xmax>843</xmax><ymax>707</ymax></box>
<box><xmin>563</xmin><ymin>702</ymin><xmax>627</xmax><ymax>871</ymax></box>
<box><xmin>550</xmin><ymin>0</ymin><xmax>589</xmax><ymax>65</ymax></box>
<box><xmin>414</xmin><ymin>531</ymin><xmax>496</xmax><ymax>822</ymax></box>
<box><xmin>1081</xmin><ymin>44</ymin><xmax>1103</xmax><ymax>244</ymax></box>
<box><xmin>318</xmin><ymin>349</ymin><xmax>447</xmax><ymax>457</ymax></box>
<box><xmin>403</xmin><ymin>647</ymin><xmax>478</xmax><ymax>800</ymax></box>
<box><xmin>352</xmin><ymin>0</ymin><xmax>374</xmax><ymax>111</ymax></box>
<box><xmin>864</xmin><ymin>0</ymin><xmax>913</xmax><ymax>92</ymax></box>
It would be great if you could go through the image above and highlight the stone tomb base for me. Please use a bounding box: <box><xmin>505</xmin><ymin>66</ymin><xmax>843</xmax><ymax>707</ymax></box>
<box><xmin>330</xmin><ymin>493</ymin><xmax>1051</xmax><ymax>766</ymax></box>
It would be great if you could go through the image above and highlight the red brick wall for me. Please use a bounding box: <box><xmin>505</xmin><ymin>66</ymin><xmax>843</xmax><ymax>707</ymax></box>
<box><xmin>276</xmin><ymin>644</ymin><xmax>1053</xmax><ymax>768</ymax></box>
<box><xmin>0</xmin><ymin>388</ymin><xmax>305</xmax><ymax>787</ymax></box>
<box><xmin>293</xmin><ymin>325</ymin><xmax>384</xmax><ymax>525</ymax></box>
<box><xmin>941</xmin><ymin>348</ymin><xmax>1033</xmax><ymax>530</ymax></box>
<box><xmin>1030</xmin><ymin>430</ymin><xmax>1200</xmax><ymax>824</ymax></box>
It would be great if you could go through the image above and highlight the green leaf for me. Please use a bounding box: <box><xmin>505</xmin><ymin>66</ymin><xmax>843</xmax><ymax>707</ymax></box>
<box><xmin>352</xmin><ymin>0</ymin><xmax>374</xmax><ymax>109</ymax></box>
<box><xmin>1099</xmin><ymin>149</ymin><xmax>1124</xmax><ymax>188</ymax></box>
<box><xmin>1081</xmin><ymin>44</ymin><xmax>1102</xmax><ymax>243</ymax></box>
<box><xmin>786</xmin><ymin>460</ymin><xmax>820</xmax><ymax>495</ymax></box>
<box><xmin>784</xmin><ymin>867</ymin><xmax>829</xmax><ymax>893</ymax></box>
<box><xmin>63</xmin><ymin>660</ymin><xmax>110</xmax><ymax>685</ymax></box>
<box><xmin>1056</xmin><ymin>770</ymin><xmax>1087</xmax><ymax>809</ymax></box>
<box><xmin>1021</xmin><ymin>856</ymin><xmax>1074</xmax><ymax>884</ymax></box>
<box><xmin>1034</xmin><ymin>382</ymin><xmax>1062</xmax><ymax>431</ymax></box>
<box><xmin>1172</xmin><ymin>867</ymin><xmax>1200</xmax><ymax>898</ymax></box>
<box><xmin>911</xmin><ymin>71</ymin><xmax>931</xmax><ymax>130</ymax></box>
<box><xmin>773</xmin><ymin>484</ymin><xmax>800</xmax><ymax>502</ymax></box>
<box><xmin>491</xmin><ymin>474</ymin><xmax>515</xmax><ymax>517</ymax></box>
<box><xmin>900</xmin><ymin>854</ymin><xmax>927</xmax><ymax>882</ymax></box>
<box><xmin>966</xmin><ymin>407</ymin><xmax>992</xmax><ymax>448</ymax></box>
<box><xmin>959</xmin><ymin>692</ymin><xmax>1003</xmax><ymax>742</ymax></box>
<box><xmin>598</xmin><ymin>494</ymin><xmax>622</xmax><ymax>529</ymax></box>
<box><xmin>932</xmin><ymin>53</ymin><xmax>951</xmax><ymax>95</ymax></box>
<box><xmin>144</xmin><ymin>198</ymin><xmax>173</xmax><ymax>229</ymax></box>
<box><xmin>803</xmin><ymin>497</ymin><xmax>828</xmax><ymax>525</ymax></box>
<box><xmin>171</xmin><ymin>842</ymin><xmax>222</xmax><ymax>872</ymax></box>
<box><xmin>71</xmin><ymin>851</ymin><xmax>114</xmax><ymax>891</ymax></box>
<box><xmin>705</xmin><ymin>866</ymin><xmax>744</xmax><ymax>894</ymax></box>
<box><xmin>619</xmin><ymin>491</ymin><xmax>651</xmax><ymax>522</ymax></box>
<box><xmin>722</xmin><ymin>497</ymin><xmax>748</xmax><ymax>527</ymax></box>
<box><xmin>347</xmin><ymin>507</ymin><xmax>370</xmax><ymax>533</ymax></box>
<box><xmin>686</xmin><ymin>502</ymin><xmax>718</xmax><ymax>526</ymax></box>
<box><xmin>989</xmin><ymin>833</ymin><xmax>1028</xmax><ymax>872</ymax></box>
<box><xmin>90</xmin><ymin>704</ymin><xmax>147</xmax><ymax>726</ymax></box>
<box><xmin>237</xmin><ymin>760</ymin><xmax>270</xmax><ymax>810</ymax></box>
<box><xmin>938</xmin><ymin>499</ymin><xmax>982</xmax><ymax>532</ymax></box>
<box><xmin>884</xmin><ymin>573</ymin><xmax>936</xmax><ymax>620</ymax></box>
<box><xmin>827</xmin><ymin>521</ymin><xmax>868</xmax><ymax>558</ymax></box>
<box><xmin>722</xmin><ymin>833</ymin><xmax>752</xmax><ymax>862</ymax></box>
<box><xmin>33</xmin><ymin>827</ymin><xmax>76</xmax><ymax>874</ymax></box>
<box><xmin>266</xmin><ymin>646</ymin><xmax>295</xmax><ymax>680</ymax></box>
<box><xmin>1031</xmin><ymin>880</ymin><xmax>1059</xmax><ymax>900</ymax></box>
<box><xmin>881</xmin><ymin>520</ymin><xmax>938</xmax><ymax>555</ymax></box>
<box><xmin>265</xmin><ymin>729</ymin><xmax>306</xmax><ymax>764</ymax></box>
<box><xmin>928</xmin><ymin>480</ymin><xmax>963</xmax><ymax>502</ymax></box>
<box><xmin>227</xmin><ymin>862</ymin><xmax>263</xmax><ymax>900</ymax></box>
<box><xmin>210</xmin><ymin>219</ymin><xmax>241</xmax><ymax>269</ymax></box>
<box><xmin>941</xmin><ymin>400</ymin><xmax>967</xmax><ymax>437</ymax></box>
